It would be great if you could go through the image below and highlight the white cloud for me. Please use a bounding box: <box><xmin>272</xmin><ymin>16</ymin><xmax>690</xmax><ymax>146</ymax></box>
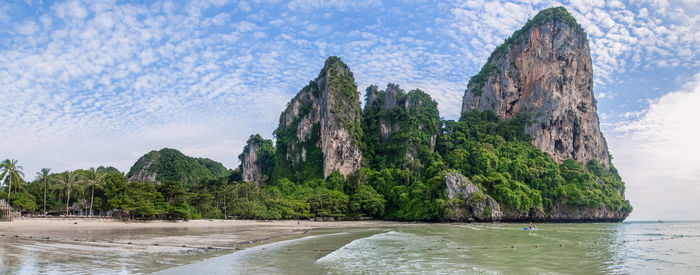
<box><xmin>609</xmin><ymin>72</ymin><xmax>700</xmax><ymax>220</ymax></box>
<box><xmin>53</xmin><ymin>0</ymin><xmax>88</xmax><ymax>20</ymax></box>
<box><xmin>15</xmin><ymin>20</ymin><xmax>40</xmax><ymax>35</ymax></box>
<box><xmin>287</xmin><ymin>0</ymin><xmax>381</xmax><ymax>11</ymax></box>
<box><xmin>0</xmin><ymin>0</ymin><xmax>698</xmax><ymax>214</ymax></box>
<box><xmin>238</xmin><ymin>1</ymin><xmax>251</xmax><ymax>12</ymax></box>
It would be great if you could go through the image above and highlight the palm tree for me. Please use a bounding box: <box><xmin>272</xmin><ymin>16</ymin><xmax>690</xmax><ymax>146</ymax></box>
<box><xmin>36</xmin><ymin>168</ymin><xmax>52</xmax><ymax>214</ymax></box>
<box><xmin>1</xmin><ymin>159</ymin><xmax>24</xmax><ymax>201</ymax></box>
<box><xmin>56</xmin><ymin>171</ymin><xmax>80</xmax><ymax>216</ymax></box>
<box><xmin>84</xmin><ymin>168</ymin><xmax>106</xmax><ymax>216</ymax></box>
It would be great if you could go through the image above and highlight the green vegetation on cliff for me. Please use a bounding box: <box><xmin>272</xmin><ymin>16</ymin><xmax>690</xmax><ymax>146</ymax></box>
<box><xmin>466</xmin><ymin>7</ymin><xmax>584</xmax><ymax>97</ymax></box>
<box><xmin>126</xmin><ymin>148</ymin><xmax>227</xmax><ymax>186</ymax></box>
<box><xmin>272</xmin><ymin>82</ymin><xmax>325</xmax><ymax>183</ymax></box>
<box><xmin>362</xmin><ymin>84</ymin><xmax>440</xmax><ymax>172</ymax></box>
<box><xmin>438</xmin><ymin>111</ymin><xmax>630</xmax><ymax>214</ymax></box>
<box><xmin>325</xmin><ymin>56</ymin><xmax>364</xmax><ymax>147</ymax></box>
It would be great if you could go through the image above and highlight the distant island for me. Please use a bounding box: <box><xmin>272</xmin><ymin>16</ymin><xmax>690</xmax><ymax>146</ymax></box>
<box><xmin>1</xmin><ymin>7</ymin><xmax>630</xmax><ymax>222</ymax></box>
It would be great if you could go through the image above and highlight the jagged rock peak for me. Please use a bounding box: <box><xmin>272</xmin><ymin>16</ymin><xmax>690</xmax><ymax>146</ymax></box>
<box><xmin>275</xmin><ymin>56</ymin><xmax>363</xmax><ymax>180</ymax></box>
<box><xmin>461</xmin><ymin>6</ymin><xmax>610</xmax><ymax>168</ymax></box>
<box><xmin>362</xmin><ymin>83</ymin><xmax>441</xmax><ymax>169</ymax></box>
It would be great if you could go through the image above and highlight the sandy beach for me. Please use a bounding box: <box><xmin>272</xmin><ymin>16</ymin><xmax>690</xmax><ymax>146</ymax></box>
<box><xmin>0</xmin><ymin>218</ymin><xmax>404</xmax><ymax>273</ymax></box>
<box><xmin>0</xmin><ymin>218</ymin><xmax>402</xmax><ymax>248</ymax></box>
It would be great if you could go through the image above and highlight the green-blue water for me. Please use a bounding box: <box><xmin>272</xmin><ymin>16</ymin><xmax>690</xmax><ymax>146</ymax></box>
<box><xmin>156</xmin><ymin>221</ymin><xmax>700</xmax><ymax>274</ymax></box>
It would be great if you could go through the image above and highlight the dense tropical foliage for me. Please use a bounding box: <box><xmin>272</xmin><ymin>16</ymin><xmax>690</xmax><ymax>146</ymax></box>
<box><xmin>0</xmin><ymin>109</ymin><xmax>630</xmax><ymax>221</ymax></box>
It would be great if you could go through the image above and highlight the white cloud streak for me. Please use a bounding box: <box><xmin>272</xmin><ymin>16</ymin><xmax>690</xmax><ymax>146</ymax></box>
<box><xmin>0</xmin><ymin>0</ymin><xmax>697</xmax><ymax>205</ymax></box>
<box><xmin>610</xmin><ymin>71</ymin><xmax>700</xmax><ymax>220</ymax></box>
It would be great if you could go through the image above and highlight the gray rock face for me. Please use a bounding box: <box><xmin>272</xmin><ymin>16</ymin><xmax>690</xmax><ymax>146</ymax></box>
<box><xmin>444</xmin><ymin>172</ymin><xmax>479</xmax><ymax>200</ymax></box>
<box><xmin>461</xmin><ymin>11</ymin><xmax>610</xmax><ymax>168</ymax></box>
<box><xmin>546</xmin><ymin>200</ymin><xmax>628</xmax><ymax>222</ymax></box>
<box><xmin>363</xmin><ymin>84</ymin><xmax>440</xmax><ymax>168</ymax></box>
<box><xmin>241</xmin><ymin>135</ymin><xmax>263</xmax><ymax>185</ymax></box>
<box><xmin>444</xmin><ymin>172</ymin><xmax>503</xmax><ymax>222</ymax></box>
<box><xmin>127</xmin><ymin>160</ymin><xmax>157</xmax><ymax>182</ymax></box>
<box><xmin>277</xmin><ymin>57</ymin><xmax>363</xmax><ymax>178</ymax></box>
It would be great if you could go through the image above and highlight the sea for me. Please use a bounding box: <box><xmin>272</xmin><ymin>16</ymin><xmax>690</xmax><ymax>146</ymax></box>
<box><xmin>3</xmin><ymin>221</ymin><xmax>700</xmax><ymax>274</ymax></box>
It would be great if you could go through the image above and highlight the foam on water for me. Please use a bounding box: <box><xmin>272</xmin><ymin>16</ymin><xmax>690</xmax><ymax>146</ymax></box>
<box><xmin>4</xmin><ymin>222</ymin><xmax>700</xmax><ymax>274</ymax></box>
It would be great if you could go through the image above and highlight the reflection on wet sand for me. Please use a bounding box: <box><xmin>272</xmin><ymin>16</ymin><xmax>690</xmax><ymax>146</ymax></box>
<box><xmin>0</xmin><ymin>218</ymin><xmax>400</xmax><ymax>274</ymax></box>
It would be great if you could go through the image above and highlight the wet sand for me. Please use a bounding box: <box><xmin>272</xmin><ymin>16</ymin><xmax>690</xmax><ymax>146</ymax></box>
<box><xmin>0</xmin><ymin>218</ymin><xmax>403</xmax><ymax>273</ymax></box>
<box><xmin>0</xmin><ymin>218</ymin><xmax>401</xmax><ymax>248</ymax></box>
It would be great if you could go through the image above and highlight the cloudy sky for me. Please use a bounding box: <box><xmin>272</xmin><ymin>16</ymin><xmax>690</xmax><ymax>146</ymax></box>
<box><xmin>1</xmin><ymin>0</ymin><xmax>699</xmax><ymax>220</ymax></box>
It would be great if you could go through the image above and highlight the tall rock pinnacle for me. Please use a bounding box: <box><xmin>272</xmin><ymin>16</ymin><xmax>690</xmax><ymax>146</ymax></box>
<box><xmin>275</xmin><ymin>56</ymin><xmax>363</xmax><ymax>180</ymax></box>
<box><xmin>461</xmin><ymin>7</ymin><xmax>610</xmax><ymax>168</ymax></box>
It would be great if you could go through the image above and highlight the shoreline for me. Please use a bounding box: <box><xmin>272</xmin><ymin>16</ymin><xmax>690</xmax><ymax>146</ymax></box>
<box><xmin>0</xmin><ymin>218</ymin><xmax>408</xmax><ymax>273</ymax></box>
<box><xmin>0</xmin><ymin>218</ymin><xmax>408</xmax><ymax>251</ymax></box>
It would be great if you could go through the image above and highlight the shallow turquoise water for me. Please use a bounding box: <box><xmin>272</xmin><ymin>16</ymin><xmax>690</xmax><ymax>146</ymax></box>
<box><xmin>157</xmin><ymin>221</ymin><xmax>700</xmax><ymax>274</ymax></box>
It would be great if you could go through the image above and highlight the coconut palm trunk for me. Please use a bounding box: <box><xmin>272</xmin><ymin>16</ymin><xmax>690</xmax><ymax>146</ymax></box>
<box><xmin>44</xmin><ymin>180</ymin><xmax>47</xmax><ymax>214</ymax></box>
<box><xmin>66</xmin><ymin>187</ymin><xmax>70</xmax><ymax>215</ymax></box>
<box><xmin>59</xmin><ymin>172</ymin><xmax>78</xmax><ymax>216</ymax></box>
<box><xmin>90</xmin><ymin>181</ymin><xmax>95</xmax><ymax>216</ymax></box>
<box><xmin>7</xmin><ymin>176</ymin><xmax>11</xmax><ymax>201</ymax></box>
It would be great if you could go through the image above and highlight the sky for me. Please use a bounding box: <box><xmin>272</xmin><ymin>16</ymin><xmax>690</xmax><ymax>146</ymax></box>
<box><xmin>1</xmin><ymin>0</ymin><xmax>699</xmax><ymax>220</ymax></box>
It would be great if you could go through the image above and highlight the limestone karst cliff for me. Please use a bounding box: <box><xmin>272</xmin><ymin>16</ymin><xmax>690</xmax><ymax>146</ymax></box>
<box><xmin>461</xmin><ymin>7</ymin><xmax>610</xmax><ymax>168</ymax></box>
<box><xmin>273</xmin><ymin>56</ymin><xmax>363</xmax><ymax>181</ymax></box>
<box><xmin>239</xmin><ymin>134</ymin><xmax>274</xmax><ymax>186</ymax></box>
<box><xmin>362</xmin><ymin>84</ymin><xmax>440</xmax><ymax>170</ymax></box>
<box><xmin>225</xmin><ymin>8</ymin><xmax>629</xmax><ymax>222</ymax></box>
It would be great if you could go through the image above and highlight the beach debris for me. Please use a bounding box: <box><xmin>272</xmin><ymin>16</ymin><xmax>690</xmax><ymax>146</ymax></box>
<box><xmin>578</xmin><ymin>242</ymin><xmax>582</xmax><ymax>245</ymax></box>
<box><xmin>560</xmin><ymin>244</ymin><xmax>564</xmax><ymax>246</ymax></box>
<box><xmin>511</xmin><ymin>245</ymin><xmax>516</xmax><ymax>248</ymax></box>
<box><xmin>261</xmin><ymin>248</ymin><xmax>266</xmax><ymax>250</ymax></box>
<box><xmin>182</xmin><ymin>245</ymin><xmax>187</xmax><ymax>247</ymax></box>
<box><xmin>535</xmin><ymin>245</ymin><xmax>540</xmax><ymax>247</ymax></box>
<box><xmin>427</xmin><ymin>248</ymin><xmax>433</xmax><ymax>250</ymax></box>
<box><xmin>372</xmin><ymin>247</ymin><xmax>376</xmax><ymax>249</ymax></box>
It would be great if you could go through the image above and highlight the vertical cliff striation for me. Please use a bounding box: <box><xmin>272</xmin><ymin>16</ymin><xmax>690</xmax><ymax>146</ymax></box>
<box><xmin>461</xmin><ymin>7</ymin><xmax>610</xmax><ymax>168</ymax></box>
<box><xmin>274</xmin><ymin>57</ymin><xmax>363</xmax><ymax>181</ymax></box>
